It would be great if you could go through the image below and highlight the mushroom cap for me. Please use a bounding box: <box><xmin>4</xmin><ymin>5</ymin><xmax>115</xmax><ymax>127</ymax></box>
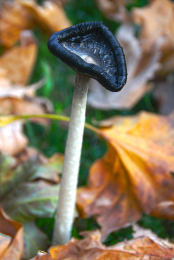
<box><xmin>48</xmin><ymin>21</ymin><xmax>127</xmax><ymax>92</ymax></box>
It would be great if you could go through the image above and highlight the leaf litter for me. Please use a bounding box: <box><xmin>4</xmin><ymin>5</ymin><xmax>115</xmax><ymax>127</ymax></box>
<box><xmin>0</xmin><ymin>0</ymin><xmax>174</xmax><ymax>259</ymax></box>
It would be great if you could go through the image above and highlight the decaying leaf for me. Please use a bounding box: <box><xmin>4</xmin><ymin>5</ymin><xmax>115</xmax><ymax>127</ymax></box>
<box><xmin>132</xmin><ymin>0</ymin><xmax>174</xmax><ymax>74</ymax></box>
<box><xmin>0</xmin><ymin>207</ymin><xmax>23</xmax><ymax>260</ymax></box>
<box><xmin>88</xmin><ymin>24</ymin><xmax>160</xmax><ymax>109</ymax></box>
<box><xmin>0</xmin><ymin>31</ymin><xmax>37</xmax><ymax>85</ymax></box>
<box><xmin>0</xmin><ymin>90</ymin><xmax>52</xmax><ymax>155</ymax></box>
<box><xmin>0</xmin><ymin>0</ymin><xmax>70</xmax><ymax>48</ymax></box>
<box><xmin>0</xmin><ymin>35</ymin><xmax>51</xmax><ymax>156</ymax></box>
<box><xmin>34</xmin><ymin>229</ymin><xmax>174</xmax><ymax>259</ymax></box>
<box><xmin>0</xmin><ymin>121</ymin><xmax>27</xmax><ymax>156</ymax></box>
<box><xmin>21</xmin><ymin>0</ymin><xmax>71</xmax><ymax>34</ymax></box>
<box><xmin>3</xmin><ymin>180</ymin><xmax>59</xmax><ymax>222</ymax></box>
<box><xmin>0</xmin><ymin>0</ymin><xmax>33</xmax><ymax>48</ymax></box>
<box><xmin>0</xmin><ymin>80</ymin><xmax>44</xmax><ymax>99</ymax></box>
<box><xmin>0</xmin><ymin>152</ymin><xmax>63</xmax><ymax>259</ymax></box>
<box><xmin>0</xmin><ymin>152</ymin><xmax>62</xmax><ymax>211</ymax></box>
<box><xmin>77</xmin><ymin>112</ymin><xmax>174</xmax><ymax>239</ymax></box>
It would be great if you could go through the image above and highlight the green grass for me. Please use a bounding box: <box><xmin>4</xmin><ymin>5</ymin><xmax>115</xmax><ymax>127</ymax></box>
<box><xmin>138</xmin><ymin>214</ymin><xmax>174</xmax><ymax>241</ymax></box>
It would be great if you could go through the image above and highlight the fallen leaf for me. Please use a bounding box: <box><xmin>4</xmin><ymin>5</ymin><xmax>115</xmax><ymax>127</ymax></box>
<box><xmin>0</xmin><ymin>152</ymin><xmax>62</xmax><ymax>216</ymax></box>
<box><xmin>21</xmin><ymin>0</ymin><xmax>71</xmax><ymax>34</ymax></box>
<box><xmin>88</xmin><ymin>24</ymin><xmax>160</xmax><ymax>109</ymax></box>
<box><xmin>0</xmin><ymin>0</ymin><xmax>32</xmax><ymax>48</ymax></box>
<box><xmin>0</xmin><ymin>152</ymin><xmax>63</xmax><ymax>258</ymax></box>
<box><xmin>0</xmin><ymin>121</ymin><xmax>28</xmax><ymax>155</ymax></box>
<box><xmin>0</xmin><ymin>80</ymin><xmax>45</xmax><ymax>99</ymax></box>
<box><xmin>34</xmin><ymin>230</ymin><xmax>174</xmax><ymax>259</ymax></box>
<box><xmin>0</xmin><ymin>0</ymin><xmax>70</xmax><ymax>48</ymax></box>
<box><xmin>77</xmin><ymin>112</ymin><xmax>174</xmax><ymax>239</ymax></box>
<box><xmin>0</xmin><ymin>31</ymin><xmax>37</xmax><ymax>85</ymax></box>
<box><xmin>0</xmin><ymin>70</ymin><xmax>51</xmax><ymax>156</ymax></box>
<box><xmin>0</xmin><ymin>207</ymin><xmax>23</xmax><ymax>260</ymax></box>
<box><xmin>3</xmin><ymin>180</ymin><xmax>59</xmax><ymax>222</ymax></box>
<box><xmin>0</xmin><ymin>96</ymin><xmax>52</xmax><ymax>118</ymax></box>
<box><xmin>0</xmin><ymin>94</ymin><xmax>52</xmax><ymax>155</ymax></box>
<box><xmin>132</xmin><ymin>0</ymin><xmax>174</xmax><ymax>74</ymax></box>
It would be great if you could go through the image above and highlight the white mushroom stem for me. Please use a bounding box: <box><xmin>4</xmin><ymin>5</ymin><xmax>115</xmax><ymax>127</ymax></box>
<box><xmin>53</xmin><ymin>73</ymin><xmax>89</xmax><ymax>245</ymax></box>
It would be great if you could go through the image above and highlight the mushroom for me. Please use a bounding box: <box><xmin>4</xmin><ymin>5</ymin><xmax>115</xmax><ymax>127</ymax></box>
<box><xmin>48</xmin><ymin>21</ymin><xmax>127</xmax><ymax>245</ymax></box>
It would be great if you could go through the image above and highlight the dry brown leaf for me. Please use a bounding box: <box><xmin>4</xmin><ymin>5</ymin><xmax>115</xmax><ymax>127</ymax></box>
<box><xmin>0</xmin><ymin>80</ymin><xmax>52</xmax><ymax>155</ymax></box>
<box><xmin>21</xmin><ymin>0</ymin><xmax>71</xmax><ymax>34</ymax></box>
<box><xmin>77</xmin><ymin>112</ymin><xmax>174</xmax><ymax>239</ymax></box>
<box><xmin>0</xmin><ymin>48</ymin><xmax>51</xmax><ymax>156</ymax></box>
<box><xmin>34</xmin><ymin>230</ymin><xmax>174</xmax><ymax>260</ymax></box>
<box><xmin>132</xmin><ymin>0</ymin><xmax>174</xmax><ymax>74</ymax></box>
<box><xmin>0</xmin><ymin>92</ymin><xmax>52</xmax><ymax>155</ymax></box>
<box><xmin>0</xmin><ymin>121</ymin><xmax>27</xmax><ymax>156</ymax></box>
<box><xmin>0</xmin><ymin>96</ymin><xmax>50</xmax><ymax>116</ymax></box>
<box><xmin>0</xmin><ymin>80</ymin><xmax>45</xmax><ymax>99</ymax></box>
<box><xmin>0</xmin><ymin>0</ymin><xmax>70</xmax><ymax>48</ymax></box>
<box><xmin>0</xmin><ymin>31</ymin><xmax>37</xmax><ymax>85</ymax></box>
<box><xmin>0</xmin><ymin>207</ymin><xmax>23</xmax><ymax>260</ymax></box>
<box><xmin>0</xmin><ymin>0</ymin><xmax>33</xmax><ymax>48</ymax></box>
<box><xmin>88</xmin><ymin>24</ymin><xmax>160</xmax><ymax>109</ymax></box>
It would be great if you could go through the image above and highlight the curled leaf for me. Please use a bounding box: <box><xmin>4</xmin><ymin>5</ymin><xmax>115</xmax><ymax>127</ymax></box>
<box><xmin>0</xmin><ymin>31</ymin><xmax>37</xmax><ymax>85</ymax></box>
<box><xmin>21</xmin><ymin>0</ymin><xmax>71</xmax><ymax>34</ymax></box>
<box><xmin>0</xmin><ymin>0</ymin><xmax>70</xmax><ymax>48</ymax></box>
<box><xmin>34</xmin><ymin>230</ymin><xmax>174</xmax><ymax>259</ymax></box>
<box><xmin>77</xmin><ymin>112</ymin><xmax>174</xmax><ymax>238</ymax></box>
<box><xmin>0</xmin><ymin>207</ymin><xmax>23</xmax><ymax>260</ymax></box>
<box><xmin>0</xmin><ymin>0</ymin><xmax>32</xmax><ymax>48</ymax></box>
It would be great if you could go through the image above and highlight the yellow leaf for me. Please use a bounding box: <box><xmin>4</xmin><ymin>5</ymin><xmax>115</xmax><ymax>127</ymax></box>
<box><xmin>77</xmin><ymin>112</ymin><xmax>174</xmax><ymax>239</ymax></box>
<box><xmin>0</xmin><ymin>32</ymin><xmax>37</xmax><ymax>85</ymax></box>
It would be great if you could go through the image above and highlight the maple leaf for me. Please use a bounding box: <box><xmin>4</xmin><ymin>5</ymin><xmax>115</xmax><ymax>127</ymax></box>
<box><xmin>34</xmin><ymin>229</ymin><xmax>174</xmax><ymax>260</ymax></box>
<box><xmin>77</xmin><ymin>112</ymin><xmax>174</xmax><ymax>239</ymax></box>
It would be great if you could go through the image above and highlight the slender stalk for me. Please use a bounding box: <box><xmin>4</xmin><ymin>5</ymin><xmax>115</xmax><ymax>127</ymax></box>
<box><xmin>52</xmin><ymin>73</ymin><xmax>89</xmax><ymax>245</ymax></box>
